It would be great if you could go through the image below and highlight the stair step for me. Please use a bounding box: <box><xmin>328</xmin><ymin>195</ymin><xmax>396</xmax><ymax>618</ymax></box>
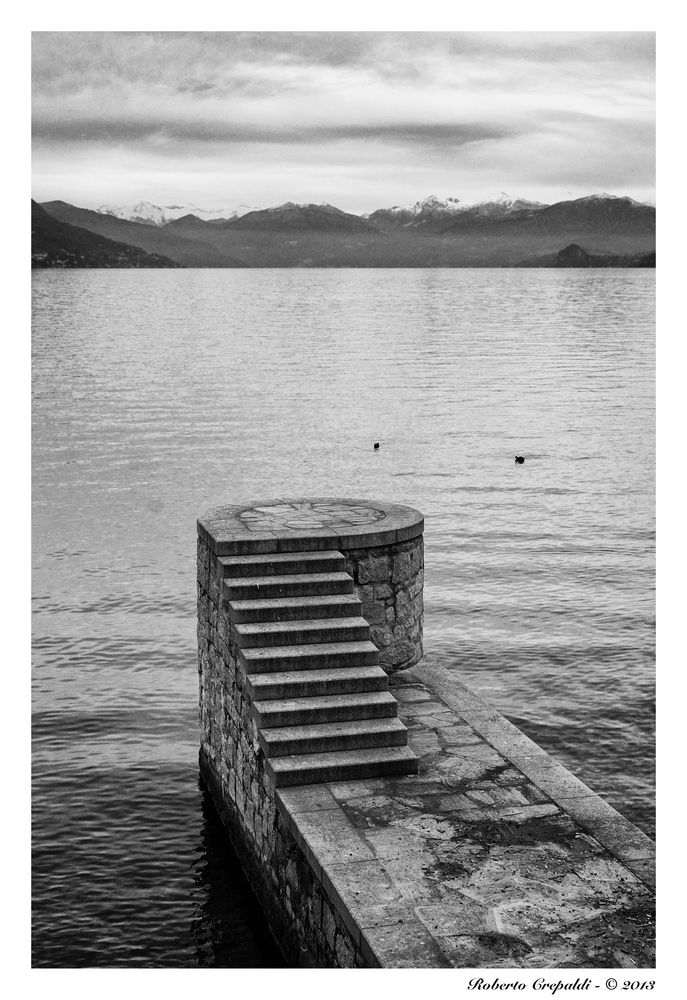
<box><xmin>228</xmin><ymin>593</ymin><xmax>362</xmax><ymax>624</ymax></box>
<box><xmin>268</xmin><ymin>745</ymin><xmax>419</xmax><ymax>787</ymax></box>
<box><xmin>254</xmin><ymin>690</ymin><xmax>398</xmax><ymax>728</ymax></box>
<box><xmin>247</xmin><ymin>665</ymin><xmax>388</xmax><ymax>702</ymax></box>
<box><xmin>236</xmin><ymin>616</ymin><xmax>370</xmax><ymax>648</ymax></box>
<box><xmin>260</xmin><ymin>716</ymin><xmax>408</xmax><ymax>757</ymax></box>
<box><xmin>224</xmin><ymin>572</ymin><xmax>353</xmax><ymax>601</ymax></box>
<box><xmin>240</xmin><ymin>640</ymin><xmax>379</xmax><ymax>674</ymax></box>
<box><xmin>219</xmin><ymin>549</ymin><xmax>346</xmax><ymax>578</ymax></box>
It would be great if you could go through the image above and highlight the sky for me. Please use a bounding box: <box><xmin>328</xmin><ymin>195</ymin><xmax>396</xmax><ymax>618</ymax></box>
<box><xmin>31</xmin><ymin>31</ymin><xmax>655</xmax><ymax>214</ymax></box>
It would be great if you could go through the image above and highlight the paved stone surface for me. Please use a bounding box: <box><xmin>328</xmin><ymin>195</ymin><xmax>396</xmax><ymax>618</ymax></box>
<box><xmin>239</xmin><ymin>501</ymin><xmax>388</xmax><ymax>532</ymax></box>
<box><xmin>413</xmin><ymin>658</ymin><xmax>655</xmax><ymax>887</ymax></box>
<box><xmin>274</xmin><ymin>658</ymin><xmax>655</xmax><ymax>969</ymax></box>
<box><xmin>199</xmin><ymin>496</ymin><xmax>423</xmax><ymax>555</ymax></box>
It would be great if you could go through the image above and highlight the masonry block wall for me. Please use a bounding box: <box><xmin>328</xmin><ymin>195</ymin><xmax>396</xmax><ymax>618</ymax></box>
<box><xmin>196</xmin><ymin>501</ymin><xmax>424</xmax><ymax>965</ymax></box>
<box><xmin>197</xmin><ymin>532</ymin><xmax>367</xmax><ymax>965</ymax></box>
<box><xmin>342</xmin><ymin>536</ymin><xmax>423</xmax><ymax>673</ymax></box>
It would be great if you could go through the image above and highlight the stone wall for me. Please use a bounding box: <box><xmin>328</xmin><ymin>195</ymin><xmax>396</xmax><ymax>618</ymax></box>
<box><xmin>197</xmin><ymin>533</ymin><xmax>367</xmax><ymax>966</ymax></box>
<box><xmin>341</xmin><ymin>534</ymin><xmax>423</xmax><ymax>673</ymax></box>
<box><xmin>200</xmin><ymin>746</ymin><xmax>367</xmax><ymax>966</ymax></box>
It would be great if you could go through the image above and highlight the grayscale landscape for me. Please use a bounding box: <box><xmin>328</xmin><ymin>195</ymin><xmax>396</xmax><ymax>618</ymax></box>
<box><xmin>32</xmin><ymin>31</ymin><xmax>655</xmax><ymax>969</ymax></box>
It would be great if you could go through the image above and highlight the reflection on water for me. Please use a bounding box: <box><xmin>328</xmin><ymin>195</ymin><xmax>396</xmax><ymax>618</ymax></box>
<box><xmin>32</xmin><ymin>268</ymin><xmax>654</xmax><ymax>966</ymax></box>
<box><xmin>32</xmin><ymin>763</ymin><xmax>284</xmax><ymax>968</ymax></box>
<box><xmin>191</xmin><ymin>781</ymin><xmax>285</xmax><ymax>968</ymax></box>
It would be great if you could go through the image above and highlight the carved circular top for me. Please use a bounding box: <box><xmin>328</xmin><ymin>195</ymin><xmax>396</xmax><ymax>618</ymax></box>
<box><xmin>198</xmin><ymin>497</ymin><xmax>424</xmax><ymax>556</ymax></box>
<box><xmin>239</xmin><ymin>500</ymin><xmax>386</xmax><ymax>533</ymax></box>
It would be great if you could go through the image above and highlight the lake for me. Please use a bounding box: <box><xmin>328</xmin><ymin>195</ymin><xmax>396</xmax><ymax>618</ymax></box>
<box><xmin>32</xmin><ymin>268</ymin><xmax>655</xmax><ymax>967</ymax></box>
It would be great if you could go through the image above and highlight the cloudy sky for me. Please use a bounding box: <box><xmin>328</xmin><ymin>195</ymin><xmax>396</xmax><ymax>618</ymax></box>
<box><xmin>31</xmin><ymin>31</ymin><xmax>655</xmax><ymax>213</ymax></box>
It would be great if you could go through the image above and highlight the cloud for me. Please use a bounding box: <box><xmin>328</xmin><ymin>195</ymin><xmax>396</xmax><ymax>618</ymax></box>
<box><xmin>31</xmin><ymin>31</ymin><xmax>655</xmax><ymax>210</ymax></box>
<box><xmin>32</xmin><ymin>113</ymin><xmax>514</xmax><ymax>151</ymax></box>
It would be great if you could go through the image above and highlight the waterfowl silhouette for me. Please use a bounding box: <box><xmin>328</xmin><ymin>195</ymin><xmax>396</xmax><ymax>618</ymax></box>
<box><xmin>373</xmin><ymin>442</ymin><xmax>380</xmax><ymax>450</ymax></box>
<box><xmin>515</xmin><ymin>455</ymin><xmax>525</xmax><ymax>464</ymax></box>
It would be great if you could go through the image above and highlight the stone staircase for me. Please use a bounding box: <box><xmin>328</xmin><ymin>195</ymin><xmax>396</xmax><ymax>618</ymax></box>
<box><xmin>221</xmin><ymin>549</ymin><xmax>419</xmax><ymax>787</ymax></box>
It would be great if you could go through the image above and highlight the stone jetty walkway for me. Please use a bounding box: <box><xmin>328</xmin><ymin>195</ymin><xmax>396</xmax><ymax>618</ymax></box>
<box><xmin>275</xmin><ymin>656</ymin><xmax>655</xmax><ymax>969</ymax></box>
<box><xmin>198</xmin><ymin>498</ymin><xmax>654</xmax><ymax>968</ymax></box>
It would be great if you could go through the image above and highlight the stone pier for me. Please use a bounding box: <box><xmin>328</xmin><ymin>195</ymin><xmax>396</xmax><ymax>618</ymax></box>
<box><xmin>197</xmin><ymin>497</ymin><xmax>655</xmax><ymax>968</ymax></box>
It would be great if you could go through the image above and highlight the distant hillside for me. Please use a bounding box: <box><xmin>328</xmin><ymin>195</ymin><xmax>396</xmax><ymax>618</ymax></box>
<box><xmin>38</xmin><ymin>194</ymin><xmax>655</xmax><ymax>267</ymax></box>
<box><xmin>40</xmin><ymin>201</ymin><xmax>245</xmax><ymax>267</ymax></box>
<box><xmin>445</xmin><ymin>194</ymin><xmax>654</xmax><ymax>237</ymax></box>
<box><xmin>31</xmin><ymin>201</ymin><xmax>179</xmax><ymax>268</ymax></box>
<box><xmin>518</xmin><ymin>243</ymin><xmax>656</xmax><ymax>268</ymax></box>
<box><xmin>222</xmin><ymin>202</ymin><xmax>377</xmax><ymax>233</ymax></box>
<box><xmin>163</xmin><ymin>214</ymin><xmax>217</xmax><ymax>233</ymax></box>
<box><xmin>366</xmin><ymin>195</ymin><xmax>467</xmax><ymax>232</ymax></box>
<box><xmin>520</xmin><ymin>195</ymin><xmax>654</xmax><ymax>234</ymax></box>
<box><xmin>366</xmin><ymin>193</ymin><xmax>546</xmax><ymax>233</ymax></box>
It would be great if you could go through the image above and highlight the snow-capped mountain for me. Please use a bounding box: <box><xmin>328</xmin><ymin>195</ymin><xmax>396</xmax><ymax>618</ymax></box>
<box><xmin>365</xmin><ymin>194</ymin><xmax>466</xmax><ymax>230</ymax></box>
<box><xmin>92</xmin><ymin>192</ymin><xmax>652</xmax><ymax>233</ymax></box>
<box><xmin>365</xmin><ymin>192</ymin><xmax>552</xmax><ymax>230</ymax></box>
<box><xmin>96</xmin><ymin>201</ymin><xmax>256</xmax><ymax>226</ymax></box>
<box><xmin>38</xmin><ymin>192</ymin><xmax>654</xmax><ymax>267</ymax></box>
<box><xmin>265</xmin><ymin>201</ymin><xmax>350</xmax><ymax>214</ymax></box>
<box><xmin>514</xmin><ymin>194</ymin><xmax>656</xmax><ymax>233</ymax></box>
<box><xmin>466</xmin><ymin>192</ymin><xmax>548</xmax><ymax>217</ymax></box>
<box><xmin>571</xmin><ymin>193</ymin><xmax>647</xmax><ymax>207</ymax></box>
<box><xmin>378</xmin><ymin>194</ymin><xmax>465</xmax><ymax>217</ymax></box>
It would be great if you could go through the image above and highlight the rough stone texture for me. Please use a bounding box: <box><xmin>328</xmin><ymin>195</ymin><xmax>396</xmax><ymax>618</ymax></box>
<box><xmin>331</xmin><ymin>667</ymin><xmax>655</xmax><ymax>968</ymax></box>
<box><xmin>200</xmin><ymin>496</ymin><xmax>424</xmax><ymax>670</ymax></box>
<box><xmin>229</xmin><ymin>661</ymin><xmax>653</xmax><ymax>969</ymax></box>
<box><xmin>198</xmin><ymin>515</ymin><xmax>652</xmax><ymax>969</ymax></box>
<box><xmin>198</xmin><ymin>533</ymin><xmax>367</xmax><ymax>967</ymax></box>
<box><xmin>342</xmin><ymin>535</ymin><xmax>423</xmax><ymax>673</ymax></box>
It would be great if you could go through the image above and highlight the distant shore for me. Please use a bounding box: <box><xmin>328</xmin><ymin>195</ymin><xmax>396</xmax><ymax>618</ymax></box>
<box><xmin>33</xmin><ymin>196</ymin><xmax>655</xmax><ymax>270</ymax></box>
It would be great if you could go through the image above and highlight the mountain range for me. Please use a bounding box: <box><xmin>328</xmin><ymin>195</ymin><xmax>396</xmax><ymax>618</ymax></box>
<box><xmin>34</xmin><ymin>193</ymin><xmax>655</xmax><ymax>268</ymax></box>
<box><xmin>96</xmin><ymin>200</ymin><xmax>259</xmax><ymax>226</ymax></box>
<box><xmin>364</xmin><ymin>192</ymin><xmax>548</xmax><ymax>231</ymax></box>
<box><xmin>31</xmin><ymin>200</ymin><xmax>179</xmax><ymax>268</ymax></box>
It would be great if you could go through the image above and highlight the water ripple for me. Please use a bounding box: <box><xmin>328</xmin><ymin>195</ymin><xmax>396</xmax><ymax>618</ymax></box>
<box><xmin>32</xmin><ymin>268</ymin><xmax>655</xmax><ymax>965</ymax></box>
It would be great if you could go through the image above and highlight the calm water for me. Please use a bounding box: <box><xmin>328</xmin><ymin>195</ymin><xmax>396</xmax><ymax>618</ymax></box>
<box><xmin>32</xmin><ymin>268</ymin><xmax>655</xmax><ymax>967</ymax></box>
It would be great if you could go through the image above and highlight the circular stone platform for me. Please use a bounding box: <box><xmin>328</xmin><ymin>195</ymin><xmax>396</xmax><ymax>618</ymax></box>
<box><xmin>198</xmin><ymin>497</ymin><xmax>423</xmax><ymax>555</ymax></box>
<box><xmin>198</xmin><ymin>496</ymin><xmax>425</xmax><ymax>672</ymax></box>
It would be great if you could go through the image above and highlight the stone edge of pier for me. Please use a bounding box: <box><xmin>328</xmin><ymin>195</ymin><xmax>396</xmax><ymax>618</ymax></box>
<box><xmin>200</xmin><ymin>655</ymin><xmax>655</xmax><ymax>968</ymax></box>
<box><xmin>410</xmin><ymin>658</ymin><xmax>655</xmax><ymax>889</ymax></box>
